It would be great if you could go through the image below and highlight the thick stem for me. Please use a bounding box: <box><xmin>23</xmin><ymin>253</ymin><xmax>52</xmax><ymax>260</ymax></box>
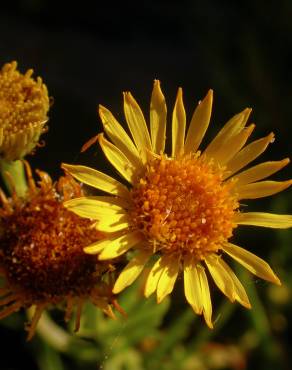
<box><xmin>0</xmin><ymin>159</ymin><xmax>28</xmax><ymax>197</ymax></box>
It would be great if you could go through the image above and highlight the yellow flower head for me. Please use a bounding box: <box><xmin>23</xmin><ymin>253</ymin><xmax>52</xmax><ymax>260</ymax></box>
<box><xmin>63</xmin><ymin>81</ymin><xmax>292</xmax><ymax>328</ymax></box>
<box><xmin>0</xmin><ymin>61</ymin><xmax>49</xmax><ymax>160</ymax></box>
<box><xmin>0</xmin><ymin>162</ymin><xmax>118</xmax><ymax>340</ymax></box>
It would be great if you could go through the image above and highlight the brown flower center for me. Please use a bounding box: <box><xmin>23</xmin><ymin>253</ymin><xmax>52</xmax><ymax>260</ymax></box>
<box><xmin>0</xmin><ymin>177</ymin><xmax>105</xmax><ymax>304</ymax></box>
<box><xmin>130</xmin><ymin>154</ymin><xmax>239</xmax><ymax>261</ymax></box>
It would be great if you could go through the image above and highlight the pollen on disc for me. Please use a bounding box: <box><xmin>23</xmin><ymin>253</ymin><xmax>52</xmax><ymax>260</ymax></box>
<box><xmin>130</xmin><ymin>155</ymin><xmax>239</xmax><ymax>261</ymax></box>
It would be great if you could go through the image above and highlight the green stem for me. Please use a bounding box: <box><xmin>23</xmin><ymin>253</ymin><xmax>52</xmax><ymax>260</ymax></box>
<box><xmin>0</xmin><ymin>159</ymin><xmax>28</xmax><ymax>197</ymax></box>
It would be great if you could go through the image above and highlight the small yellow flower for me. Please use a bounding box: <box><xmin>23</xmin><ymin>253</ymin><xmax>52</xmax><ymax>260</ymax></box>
<box><xmin>0</xmin><ymin>61</ymin><xmax>49</xmax><ymax>160</ymax></box>
<box><xmin>63</xmin><ymin>81</ymin><xmax>292</xmax><ymax>328</ymax></box>
<box><xmin>0</xmin><ymin>162</ymin><xmax>118</xmax><ymax>340</ymax></box>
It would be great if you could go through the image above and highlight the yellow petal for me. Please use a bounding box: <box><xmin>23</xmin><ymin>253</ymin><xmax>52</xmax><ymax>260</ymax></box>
<box><xmin>123</xmin><ymin>91</ymin><xmax>152</xmax><ymax>163</ymax></box>
<box><xmin>64</xmin><ymin>197</ymin><xmax>125</xmax><ymax>219</ymax></box>
<box><xmin>217</xmin><ymin>259</ymin><xmax>251</xmax><ymax>308</ymax></box>
<box><xmin>224</xmin><ymin>132</ymin><xmax>275</xmax><ymax>178</ymax></box>
<box><xmin>205</xmin><ymin>254</ymin><xmax>235</xmax><ymax>302</ymax></box>
<box><xmin>210</xmin><ymin>124</ymin><xmax>255</xmax><ymax>165</ymax></box>
<box><xmin>156</xmin><ymin>257</ymin><xmax>179</xmax><ymax>303</ymax></box>
<box><xmin>150</xmin><ymin>80</ymin><xmax>167</xmax><ymax>154</ymax></box>
<box><xmin>233</xmin><ymin>158</ymin><xmax>290</xmax><ymax>186</ymax></box>
<box><xmin>184</xmin><ymin>90</ymin><xmax>213</xmax><ymax>154</ymax></box>
<box><xmin>96</xmin><ymin>213</ymin><xmax>130</xmax><ymax>232</ymax></box>
<box><xmin>237</xmin><ymin>180</ymin><xmax>292</xmax><ymax>200</ymax></box>
<box><xmin>113</xmin><ymin>250</ymin><xmax>151</xmax><ymax>294</ymax></box>
<box><xmin>98</xmin><ymin>133</ymin><xmax>137</xmax><ymax>183</ymax></box>
<box><xmin>197</xmin><ymin>264</ymin><xmax>213</xmax><ymax>329</ymax></box>
<box><xmin>84</xmin><ymin>237</ymin><xmax>116</xmax><ymax>254</ymax></box>
<box><xmin>172</xmin><ymin>87</ymin><xmax>186</xmax><ymax>158</ymax></box>
<box><xmin>144</xmin><ymin>257</ymin><xmax>164</xmax><ymax>298</ymax></box>
<box><xmin>184</xmin><ymin>259</ymin><xmax>203</xmax><ymax>314</ymax></box>
<box><xmin>204</xmin><ymin>108</ymin><xmax>251</xmax><ymax>157</ymax></box>
<box><xmin>62</xmin><ymin>164</ymin><xmax>130</xmax><ymax>198</ymax></box>
<box><xmin>99</xmin><ymin>104</ymin><xmax>142</xmax><ymax>169</ymax></box>
<box><xmin>98</xmin><ymin>231</ymin><xmax>143</xmax><ymax>260</ymax></box>
<box><xmin>235</xmin><ymin>212</ymin><xmax>292</xmax><ymax>228</ymax></box>
<box><xmin>222</xmin><ymin>243</ymin><xmax>281</xmax><ymax>285</ymax></box>
<box><xmin>89</xmin><ymin>195</ymin><xmax>129</xmax><ymax>209</ymax></box>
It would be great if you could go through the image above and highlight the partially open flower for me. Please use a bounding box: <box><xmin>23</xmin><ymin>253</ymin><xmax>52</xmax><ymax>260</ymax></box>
<box><xmin>0</xmin><ymin>162</ymin><xmax>117</xmax><ymax>340</ymax></box>
<box><xmin>63</xmin><ymin>81</ymin><xmax>292</xmax><ymax>328</ymax></box>
<box><xmin>0</xmin><ymin>61</ymin><xmax>49</xmax><ymax>160</ymax></box>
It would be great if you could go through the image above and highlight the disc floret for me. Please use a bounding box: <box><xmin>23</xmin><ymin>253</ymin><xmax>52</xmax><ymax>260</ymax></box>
<box><xmin>130</xmin><ymin>154</ymin><xmax>239</xmax><ymax>261</ymax></box>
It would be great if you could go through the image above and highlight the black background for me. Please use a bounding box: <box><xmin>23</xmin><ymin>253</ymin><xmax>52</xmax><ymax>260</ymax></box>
<box><xmin>1</xmin><ymin>1</ymin><xmax>292</xmax><ymax>369</ymax></box>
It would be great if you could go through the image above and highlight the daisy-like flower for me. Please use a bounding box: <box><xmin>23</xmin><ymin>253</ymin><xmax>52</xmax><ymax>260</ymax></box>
<box><xmin>0</xmin><ymin>162</ymin><xmax>119</xmax><ymax>340</ymax></box>
<box><xmin>63</xmin><ymin>81</ymin><xmax>292</xmax><ymax>328</ymax></box>
<box><xmin>0</xmin><ymin>61</ymin><xmax>49</xmax><ymax>160</ymax></box>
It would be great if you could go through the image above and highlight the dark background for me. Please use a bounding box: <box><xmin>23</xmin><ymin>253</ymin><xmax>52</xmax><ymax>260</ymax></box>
<box><xmin>1</xmin><ymin>1</ymin><xmax>292</xmax><ymax>369</ymax></box>
<box><xmin>1</xmin><ymin>1</ymin><xmax>292</xmax><ymax>175</ymax></box>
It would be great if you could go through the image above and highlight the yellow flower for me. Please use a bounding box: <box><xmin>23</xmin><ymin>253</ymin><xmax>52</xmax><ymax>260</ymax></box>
<box><xmin>0</xmin><ymin>61</ymin><xmax>49</xmax><ymax>160</ymax></box>
<box><xmin>63</xmin><ymin>81</ymin><xmax>292</xmax><ymax>328</ymax></box>
<box><xmin>0</xmin><ymin>162</ymin><xmax>119</xmax><ymax>340</ymax></box>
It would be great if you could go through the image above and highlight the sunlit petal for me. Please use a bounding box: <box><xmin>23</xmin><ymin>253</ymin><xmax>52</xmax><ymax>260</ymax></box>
<box><xmin>150</xmin><ymin>80</ymin><xmax>167</xmax><ymax>154</ymax></box>
<box><xmin>62</xmin><ymin>164</ymin><xmax>130</xmax><ymax>198</ymax></box>
<box><xmin>184</xmin><ymin>259</ymin><xmax>203</xmax><ymax>314</ymax></box>
<box><xmin>99</xmin><ymin>104</ymin><xmax>142</xmax><ymax>169</ymax></box>
<box><xmin>98</xmin><ymin>231</ymin><xmax>143</xmax><ymax>260</ymax></box>
<box><xmin>205</xmin><ymin>254</ymin><xmax>235</xmax><ymax>302</ymax></box>
<box><xmin>235</xmin><ymin>212</ymin><xmax>292</xmax><ymax>228</ymax></box>
<box><xmin>210</xmin><ymin>124</ymin><xmax>255</xmax><ymax>165</ymax></box>
<box><xmin>113</xmin><ymin>250</ymin><xmax>151</xmax><ymax>294</ymax></box>
<box><xmin>204</xmin><ymin>108</ymin><xmax>251</xmax><ymax>157</ymax></box>
<box><xmin>64</xmin><ymin>197</ymin><xmax>125</xmax><ymax>219</ymax></box>
<box><xmin>218</xmin><ymin>259</ymin><xmax>251</xmax><ymax>308</ymax></box>
<box><xmin>144</xmin><ymin>257</ymin><xmax>164</xmax><ymax>298</ymax></box>
<box><xmin>172</xmin><ymin>87</ymin><xmax>186</xmax><ymax>158</ymax></box>
<box><xmin>237</xmin><ymin>180</ymin><xmax>292</xmax><ymax>200</ymax></box>
<box><xmin>222</xmin><ymin>243</ymin><xmax>281</xmax><ymax>285</ymax></box>
<box><xmin>98</xmin><ymin>133</ymin><xmax>137</xmax><ymax>183</ymax></box>
<box><xmin>156</xmin><ymin>257</ymin><xmax>179</xmax><ymax>303</ymax></box>
<box><xmin>184</xmin><ymin>90</ymin><xmax>213</xmax><ymax>154</ymax></box>
<box><xmin>123</xmin><ymin>91</ymin><xmax>152</xmax><ymax>163</ymax></box>
<box><xmin>224</xmin><ymin>132</ymin><xmax>275</xmax><ymax>177</ymax></box>
<box><xmin>197</xmin><ymin>264</ymin><xmax>213</xmax><ymax>329</ymax></box>
<box><xmin>232</xmin><ymin>159</ymin><xmax>290</xmax><ymax>186</ymax></box>
<box><xmin>84</xmin><ymin>233</ymin><xmax>123</xmax><ymax>254</ymax></box>
<box><xmin>96</xmin><ymin>214</ymin><xmax>130</xmax><ymax>232</ymax></box>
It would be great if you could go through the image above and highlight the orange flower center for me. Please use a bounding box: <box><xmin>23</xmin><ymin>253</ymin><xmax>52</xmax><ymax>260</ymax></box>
<box><xmin>130</xmin><ymin>154</ymin><xmax>239</xmax><ymax>261</ymax></box>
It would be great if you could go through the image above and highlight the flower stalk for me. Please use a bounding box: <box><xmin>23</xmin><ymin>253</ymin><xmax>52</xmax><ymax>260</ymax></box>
<box><xmin>0</xmin><ymin>159</ymin><xmax>28</xmax><ymax>197</ymax></box>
